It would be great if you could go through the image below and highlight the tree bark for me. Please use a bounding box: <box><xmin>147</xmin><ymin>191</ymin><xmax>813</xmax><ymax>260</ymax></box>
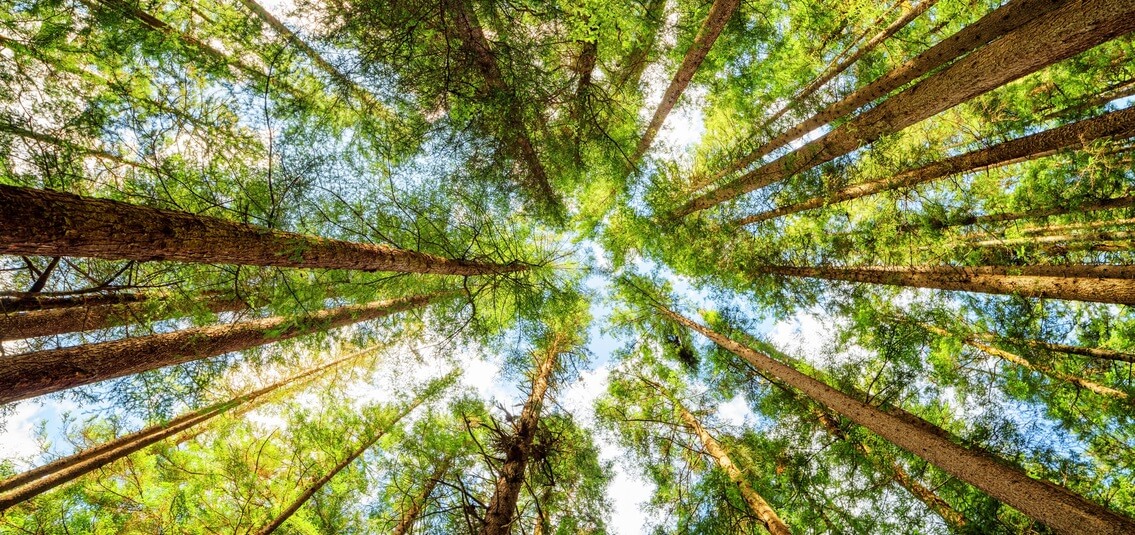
<box><xmin>0</xmin><ymin>345</ymin><xmax>374</xmax><ymax>511</ymax></box>
<box><xmin>670</xmin><ymin>396</ymin><xmax>791</xmax><ymax>534</ymax></box>
<box><xmin>391</xmin><ymin>457</ymin><xmax>452</xmax><ymax>535</ymax></box>
<box><xmin>701</xmin><ymin>0</ymin><xmax>1068</xmax><ymax>188</ymax></box>
<box><xmin>0</xmin><ymin>292</ymin><xmax>149</xmax><ymax>314</ymax></box>
<box><xmin>992</xmin><ymin>335</ymin><xmax>1135</xmax><ymax>364</ymax></box>
<box><xmin>481</xmin><ymin>332</ymin><xmax>567</xmax><ymax>535</ymax></box>
<box><xmin>629</xmin><ymin>0</ymin><xmax>742</xmax><ymax>165</ymax></box>
<box><xmin>657</xmin><ymin>305</ymin><xmax>1135</xmax><ymax>535</ymax></box>
<box><xmin>252</xmin><ymin>393</ymin><xmax>430</xmax><ymax>535</ymax></box>
<box><xmin>0</xmin><ymin>294</ymin><xmax>248</xmax><ymax>342</ymax></box>
<box><xmin>1021</xmin><ymin>217</ymin><xmax>1135</xmax><ymax>236</ymax></box>
<box><xmin>921</xmin><ymin>323</ymin><xmax>1129</xmax><ymax>401</ymax></box>
<box><xmin>924</xmin><ymin>195</ymin><xmax>1135</xmax><ymax>231</ymax></box>
<box><xmin>0</xmin><ymin>291</ymin><xmax>452</xmax><ymax>405</ymax></box>
<box><xmin>753</xmin><ymin>264</ymin><xmax>1135</xmax><ymax>305</ymax></box>
<box><xmin>0</xmin><ymin>185</ymin><xmax>526</xmax><ymax>276</ymax></box>
<box><xmin>676</xmin><ymin>0</ymin><xmax>1135</xmax><ymax>218</ymax></box>
<box><xmin>735</xmin><ymin>106</ymin><xmax>1135</xmax><ymax>225</ymax></box>
<box><xmin>441</xmin><ymin>0</ymin><xmax>560</xmax><ymax>214</ymax></box>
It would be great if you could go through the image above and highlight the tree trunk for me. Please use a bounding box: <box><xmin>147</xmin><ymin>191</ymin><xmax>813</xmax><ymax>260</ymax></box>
<box><xmin>921</xmin><ymin>323</ymin><xmax>1129</xmax><ymax>401</ymax></box>
<box><xmin>0</xmin><ymin>345</ymin><xmax>374</xmax><ymax>511</ymax></box>
<box><xmin>701</xmin><ymin>0</ymin><xmax>1068</xmax><ymax>188</ymax></box>
<box><xmin>629</xmin><ymin>0</ymin><xmax>742</xmax><ymax>165</ymax></box>
<box><xmin>252</xmin><ymin>393</ymin><xmax>431</xmax><ymax>535</ymax></box>
<box><xmin>753</xmin><ymin>264</ymin><xmax>1135</xmax><ymax>305</ymax></box>
<box><xmin>0</xmin><ymin>291</ymin><xmax>452</xmax><ymax>405</ymax></box>
<box><xmin>481</xmin><ymin>332</ymin><xmax>567</xmax><ymax>535</ymax></box>
<box><xmin>657</xmin><ymin>305</ymin><xmax>1135</xmax><ymax>535</ymax></box>
<box><xmin>966</xmin><ymin>230</ymin><xmax>1135</xmax><ymax>248</ymax></box>
<box><xmin>991</xmin><ymin>335</ymin><xmax>1135</xmax><ymax>364</ymax></box>
<box><xmin>735</xmin><ymin>106</ymin><xmax>1135</xmax><ymax>225</ymax></box>
<box><xmin>1021</xmin><ymin>217</ymin><xmax>1135</xmax><ymax>236</ymax></box>
<box><xmin>391</xmin><ymin>457</ymin><xmax>452</xmax><ymax>535</ymax></box>
<box><xmin>441</xmin><ymin>0</ymin><xmax>560</xmax><ymax>214</ymax></box>
<box><xmin>0</xmin><ymin>294</ymin><xmax>248</xmax><ymax>342</ymax></box>
<box><xmin>670</xmin><ymin>395</ymin><xmax>791</xmax><ymax>535</ymax></box>
<box><xmin>0</xmin><ymin>185</ymin><xmax>526</xmax><ymax>276</ymax></box>
<box><xmin>0</xmin><ymin>291</ymin><xmax>149</xmax><ymax>314</ymax></box>
<box><xmin>676</xmin><ymin>0</ymin><xmax>1135</xmax><ymax>218</ymax></box>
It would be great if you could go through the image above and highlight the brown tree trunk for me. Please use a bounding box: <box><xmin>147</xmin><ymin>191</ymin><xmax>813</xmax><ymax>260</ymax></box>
<box><xmin>629</xmin><ymin>0</ymin><xmax>742</xmax><ymax>164</ymax></box>
<box><xmin>701</xmin><ymin>0</ymin><xmax>1068</xmax><ymax>188</ymax></box>
<box><xmin>252</xmin><ymin>393</ymin><xmax>431</xmax><ymax>535</ymax></box>
<box><xmin>441</xmin><ymin>0</ymin><xmax>560</xmax><ymax>214</ymax></box>
<box><xmin>993</xmin><ymin>335</ymin><xmax>1135</xmax><ymax>364</ymax></box>
<box><xmin>614</xmin><ymin>0</ymin><xmax>668</xmax><ymax>90</ymax></box>
<box><xmin>669</xmin><ymin>394</ymin><xmax>791</xmax><ymax>534</ymax></box>
<box><xmin>481</xmin><ymin>332</ymin><xmax>567</xmax><ymax>535</ymax></box>
<box><xmin>0</xmin><ymin>185</ymin><xmax>526</xmax><ymax>276</ymax></box>
<box><xmin>967</xmin><ymin>231</ymin><xmax>1135</xmax><ymax>249</ymax></box>
<box><xmin>753</xmin><ymin>264</ymin><xmax>1135</xmax><ymax>305</ymax></box>
<box><xmin>735</xmin><ymin>106</ymin><xmax>1135</xmax><ymax>225</ymax></box>
<box><xmin>391</xmin><ymin>457</ymin><xmax>452</xmax><ymax>535</ymax></box>
<box><xmin>0</xmin><ymin>291</ymin><xmax>149</xmax><ymax>314</ymax></box>
<box><xmin>0</xmin><ymin>345</ymin><xmax>373</xmax><ymax>511</ymax></box>
<box><xmin>924</xmin><ymin>195</ymin><xmax>1135</xmax><ymax>231</ymax></box>
<box><xmin>0</xmin><ymin>291</ymin><xmax>452</xmax><ymax>405</ymax></box>
<box><xmin>921</xmin><ymin>323</ymin><xmax>1129</xmax><ymax>400</ymax></box>
<box><xmin>1021</xmin><ymin>217</ymin><xmax>1135</xmax><ymax>236</ymax></box>
<box><xmin>0</xmin><ymin>294</ymin><xmax>248</xmax><ymax>342</ymax></box>
<box><xmin>676</xmin><ymin>0</ymin><xmax>1135</xmax><ymax>218</ymax></box>
<box><xmin>657</xmin><ymin>305</ymin><xmax>1135</xmax><ymax>535</ymax></box>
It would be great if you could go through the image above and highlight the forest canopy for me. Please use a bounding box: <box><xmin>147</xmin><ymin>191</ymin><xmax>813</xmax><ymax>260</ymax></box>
<box><xmin>2</xmin><ymin>0</ymin><xmax>1135</xmax><ymax>533</ymax></box>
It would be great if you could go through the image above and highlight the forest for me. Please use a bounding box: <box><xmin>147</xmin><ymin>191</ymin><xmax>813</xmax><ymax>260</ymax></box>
<box><xmin>1</xmin><ymin>0</ymin><xmax>1134</xmax><ymax>532</ymax></box>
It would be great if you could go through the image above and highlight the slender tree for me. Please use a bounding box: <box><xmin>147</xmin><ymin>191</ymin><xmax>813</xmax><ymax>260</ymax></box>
<box><xmin>0</xmin><ymin>344</ymin><xmax>380</xmax><ymax>510</ymax></box>
<box><xmin>629</xmin><ymin>0</ymin><xmax>742</xmax><ymax>165</ymax></box>
<box><xmin>675</xmin><ymin>0</ymin><xmax>1135</xmax><ymax>217</ymax></box>
<box><xmin>0</xmin><ymin>185</ymin><xmax>527</xmax><ymax>275</ymax></box>
<box><xmin>391</xmin><ymin>457</ymin><xmax>452</xmax><ymax>535</ymax></box>
<box><xmin>734</xmin><ymin>106</ymin><xmax>1135</xmax><ymax>225</ymax></box>
<box><xmin>699</xmin><ymin>0</ymin><xmax>1068</xmax><ymax>187</ymax></box>
<box><xmin>654</xmin><ymin>302</ymin><xmax>1135</xmax><ymax>534</ymax></box>
<box><xmin>0</xmin><ymin>291</ymin><xmax>453</xmax><ymax>405</ymax></box>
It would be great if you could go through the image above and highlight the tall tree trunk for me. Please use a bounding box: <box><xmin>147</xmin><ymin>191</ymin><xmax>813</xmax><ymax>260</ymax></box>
<box><xmin>656</xmin><ymin>304</ymin><xmax>1135</xmax><ymax>534</ymax></box>
<box><xmin>734</xmin><ymin>106</ymin><xmax>1135</xmax><ymax>225</ymax></box>
<box><xmin>629</xmin><ymin>0</ymin><xmax>742</xmax><ymax>165</ymax></box>
<box><xmin>1021</xmin><ymin>217</ymin><xmax>1135</xmax><ymax>236</ymax></box>
<box><xmin>666</xmin><ymin>391</ymin><xmax>791</xmax><ymax>535</ymax></box>
<box><xmin>0</xmin><ymin>291</ymin><xmax>149</xmax><ymax>314</ymax></box>
<box><xmin>441</xmin><ymin>0</ymin><xmax>560</xmax><ymax>214</ymax></box>
<box><xmin>0</xmin><ymin>344</ymin><xmax>379</xmax><ymax>510</ymax></box>
<box><xmin>675</xmin><ymin>0</ymin><xmax>1135</xmax><ymax>218</ymax></box>
<box><xmin>252</xmin><ymin>393</ymin><xmax>432</xmax><ymax>535</ymax></box>
<box><xmin>614</xmin><ymin>0</ymin><xmax>668</xmax><ymax>90</ymax></box>
<box><xmin>391</xmin><ymin>457</ymin><xmax>452</xmax><ymax>535</ymax></box>
<box><xmin>0</xmin><ymin>294</ymin><xmax>248</xmax><ymax>342</ymax></box>
<box><xmin>0</xmin><ymin>185</ymin><xmax>526</xmax><ymax>276</ymax></box>
<box><xmin>481</xmin><ymin>332</ymin><xmax>567</xmax><ymax>535</ymax></box>
<box><xmin>990</xmin><ymin>335</ymin><xmax>1135</xmax><ymax>364</ymax></box>
<box><xmin>0</xmin><ymin>291</ymin><xmax>453</xmax><ymax>405</ymax></box>
<box><xmin>920</xmin><ymin>323</ymin><xmax>1129</xmax><ymax>401</ymax></box>
<box><xmin>966</xmin><ymin>230</ymin><xmax>1135</xmax><ymax>249</ymax></box>
<box><xmin>701</xmin><ymin>0</ymin><xmax>1068</xmax><ymax>188</ymax></box>
<box><xmin>752</xmin><ymin>264</ymin><xmax>1135</xmax><ymax>305</ymax></box>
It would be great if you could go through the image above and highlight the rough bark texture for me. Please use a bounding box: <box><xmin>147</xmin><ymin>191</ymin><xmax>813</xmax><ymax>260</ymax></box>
<box><xmin>702</xmin><ymin>0</ymin><xmax>1067</xmax><ymax>187</ymax></box>
<box><xmin>922</xmin><ymin>324</ymin><xmax>1129</xmax><ymax>401</ymax></box>
<box><xmin>0</xmin><ymin>185</ymin><xmax>526</xmax><ymax>276</ymax></box>
<box><xmin>0</xmin><ymin>292</ymin><xmax>149</xmax><ymax>314</ymax></box>
<box><xmin>252</xmin><ymin>394</ymin><xmax>427</xmax><ymax>535</ymax></box>
<box><xmin>659</xmin><ymin>306</ymin><xmax>1135</xmax><ymax>535</ymax></box>
<box><xmin>0</xmin><ymin>295</ymin><xmax>248</xmax><ymax>342</ymax></box>
<box><xmin>442</xmin><ymin>0</ymin><xmax>560</xmax><ymax>214</ymax></box>
<box><xmin>391</xmin><ymin>458</ymin><xmax>451</xmax><ymax>535</ymax></box>
<box><xmin>735</xmin><ymin>106</ymin><xmax>1135</xmax><ymax>225</ymax></box>
<box><xmin>630</xmin><ymin>0</ymin><xmax>742</xmax><ymax>164</ymax></box>
<box><xmin>0</xmin><ymin>347</ymin><xmax>369</xmax><ymax>510</ymax></box>
<box><xmin>754</xmin><ymin>264</ymin><xmax>1135</xmax><ymax>305</ymax></box>
<box><xmin>674</xmin><ymin>400</ymin><xmax>791</xmax><ymax>534</ymax></box>
<box><xmin>0</xmin><ymin>292</ymin><xmax>450</xmax><ymax>405</ymax></box>
<box><xmin>677</xmin><ymin>0</ymin><xmax>1135</xmax><ymax>218</ymax></box>
<box><xmin>481</xmin><ymin>332</ymin><xmax>565</xmax><ymax>535</ymax></box>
